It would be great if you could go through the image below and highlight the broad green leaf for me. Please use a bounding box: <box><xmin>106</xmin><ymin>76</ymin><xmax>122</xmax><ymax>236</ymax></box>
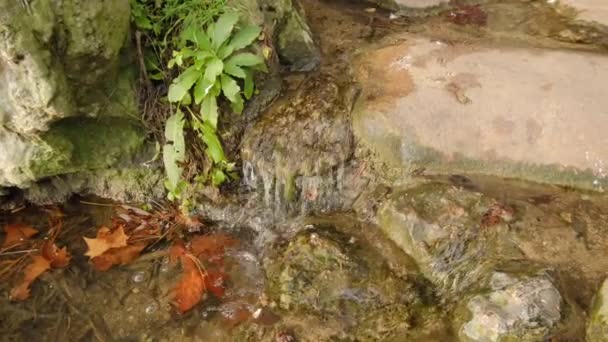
<box><xmin>181</xmin><ymin>27</ymin><xmax>211</xmax><ymax>50</ymax></box>
<box><xmin>163</xmin><ymin>110</ymin><xmax>186</xmax><ymax>192</ymax></box>
<box><xmin>244</xmin><ymin>70</ymin><xmax>254</xmax><ymax>99</ymax></box>
<box><xmin>195</xmin><ymin>50</ymin><xmax>214</xmax><ymax>61</ymax></box>
<box><xmin>211</xmin><ymin>168</ymin><xmax>227</xmax><ymax>186</ymax></box>
<box><xmin>211</xmin><ymin>12</ymin><xmax>239</xmax><ymax>49</ymax></box>
<box><xmin>225</xmin><ymin>52</ymin><xmax>264</xmax><ymax>67</ymax></box>
<box><xmin>204</xmin><ymin>58</ymin><xmax>224</xmax><ymax>82</ymax></box>
<box><xmin>163</xmin><ymin>145</ymin><xmax>182</xmax><ymax>191</ymax></box>
<box><xmin>216</xmin><ymin>45</ymin><xmax>235</xmax><ymax>60</ymax></box>
<box><xmin>149</xmin><ymin>72</ymin><xmax>164</xmax><ymax>81</ymax></box>
<box><xmin>224</xmin><ymin>62</ymin><xmax>246</xmax><ymax>79</ymax></box>
<box><xmin>164</xmin><ymin>110</ymin><xmax>185</xmax><ymax>156</ymax></box>
<box><xmin>231</xmin><ymin>93</ymin><xmax>244</xmax><ymax>114</ymax></box>
<box><xmin>220</xmin><ymin>74</ymin><xmax>240</xmax><ymax>103</ymax></box>
<box><xmin>182</xmin><ymin>92</ymin><xmax>192</xmax><ymax>106</ymax></box>
<box><xmin>167</xmin><ymin>66</ymin><xmax>200</xmax><ymax>103</ymax></box>
<box><xmin>201</xmin><ymin>95</ymin><xmax>218</xmax><ymax>129</ymax></box>
<box><xmin>201</xmin><ymin>123</ymin><xmax>225</xmax><ymax>163</ymax></box>
<box><xmin>227</xmin><ymin>25</ymin><xmax>262</xmax><ymax>52</ymax></box>
<box><xmin>193</xmin><ymin>76</ymin><xmax>214</xmax><ymax>104</ymax></box>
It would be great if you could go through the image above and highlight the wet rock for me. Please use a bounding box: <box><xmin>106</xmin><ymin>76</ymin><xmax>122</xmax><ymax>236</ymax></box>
<box><xmin>560</xmin><ymin>0</ymin><xmax>608</xmax><ymax>26</ymax></box>
<box><xmin>378</xmin><ymin>183</ymin><xmax>584</xmax><ymax>340</ymax></box>
<box><xmin>241</xmin><ymin>73</ymin><xmax>355</xmax><ymax>213</ymax></box>
<box><xmin>587</xmin><ymin>278</ymin><xmax>608</xmax><ymax>341</ymax></box>
<box><xmin>456</xmin><ymin>272</ymin><xmax>563</xmax><ymax>342</ymax></box>
<box><xmin>259</xmin><ymin>0</ymin><xmax>320</xmax><ymax>71</ymax></box>
<box><xmin>352</xmin><ymin>37</ymin><xmax>608</xmax><ymax>191</ymax></box>
<box><xmin>378</xmin><ymin>183</ymin><xmax>519</xmax><ymax>294</ymax></box>
<box><xmin>0</xmin><ymin>0</ymin><xmax>141</xmax><ymax>189</ymax></box>
<box><xmin>263</xmin><ymin>227</ymin><xmax>431</xmax><ymax>340</ymax></box>
<box><xmin>367</xmin><ymin>0</ymin><xmax>448</xmax><ymax>12</ymax></box>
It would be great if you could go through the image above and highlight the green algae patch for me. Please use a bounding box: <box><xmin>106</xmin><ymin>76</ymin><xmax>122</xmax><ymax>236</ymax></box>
<box><xmin>30</xmin><ymin>117</ymin><xmax>145</xmax><ymax>179</ymax></box>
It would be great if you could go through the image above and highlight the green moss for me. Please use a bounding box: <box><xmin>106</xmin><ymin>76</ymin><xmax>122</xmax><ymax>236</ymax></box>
<box><xmin>29</xmin><ymin>117</ymin><xmax>144</xmax><ymax>179</ymax></box>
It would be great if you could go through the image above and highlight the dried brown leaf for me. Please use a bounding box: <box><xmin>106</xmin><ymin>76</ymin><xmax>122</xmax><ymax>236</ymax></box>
<box><xmin>9</xmin><ymin>255</ymin><xmax>51</xmax><ymax>301</ymax></box>
<box><xmin>2</xmin><ymin>224</ymin><xmax>38</xmax><ymax>248</ymax></box>
<box><xmin>83</xmin><ymin>226</ymin><xmax>129</xmax><ymax>258</ymax></box>
<box><xmin>91</xmin><ymin>243</ymin><xmax>146</xmax><ymax>271</ymax></box>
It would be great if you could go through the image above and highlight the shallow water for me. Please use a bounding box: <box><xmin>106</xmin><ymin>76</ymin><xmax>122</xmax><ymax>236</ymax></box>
<box><xmin>2</xmin><ymin>0</ymin><xmax>608</xmax><ymax>340</ymax></box>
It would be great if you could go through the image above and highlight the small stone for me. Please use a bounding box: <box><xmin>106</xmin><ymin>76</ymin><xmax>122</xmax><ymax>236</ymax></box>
<box><xmin>276</xmin><ymin>331</ymin><xmax>297</xmax><ymax>342</ymax></box>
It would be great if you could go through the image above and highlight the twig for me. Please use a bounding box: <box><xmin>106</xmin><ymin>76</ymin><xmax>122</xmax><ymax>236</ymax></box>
<box><xmin>135</xmin><ymin>30</ymin><xmax>153</xmax><ymax>90</ymax></box>
<box><xmin>0</xmin><ymin>249</ymin><xmax>38</xmax><ymax>256</ymax></box>
<box><xmin>79</xmin><ymin>200</ymin><xmax>115</xmax><ymax>207</ymax></box>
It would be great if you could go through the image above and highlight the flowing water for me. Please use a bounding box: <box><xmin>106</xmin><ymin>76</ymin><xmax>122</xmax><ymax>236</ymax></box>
<box><xmin>2</xmin><ymin>0</ymin><xmax>608</xmax><ymax>341</ymax></box>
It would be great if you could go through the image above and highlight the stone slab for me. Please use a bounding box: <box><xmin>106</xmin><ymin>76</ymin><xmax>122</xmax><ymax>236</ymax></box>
<box><xmin>353</xmin><ymin>37</ymin><xmax>608</xmax><ymax>190</ymax></box>
<box><xmin>562</xmin><ymin>0</ymin><xmax>608</xmax><ymax>26</ymax></box>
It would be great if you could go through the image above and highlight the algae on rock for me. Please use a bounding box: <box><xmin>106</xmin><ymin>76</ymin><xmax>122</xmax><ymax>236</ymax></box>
<box><xmin>0</xmin><ymin>0</ymin><xmax>144</xmax><ymax>193</ymax></box>
<box><xmin>262</xmin><ymin>225</ymin><xmax>441</xmax><ymax>341</ymax></box>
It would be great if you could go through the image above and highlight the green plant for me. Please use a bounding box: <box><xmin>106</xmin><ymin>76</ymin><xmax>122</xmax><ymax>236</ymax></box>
<box><xmin>162</xmin><ymin>11</ymin><xmax>265</xmax><ymax>199</ymax></box>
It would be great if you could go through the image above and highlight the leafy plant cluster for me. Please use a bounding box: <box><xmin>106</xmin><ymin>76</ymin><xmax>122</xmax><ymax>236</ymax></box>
<box><xmin>130</xmin><ymin>0</ymin><xmax>266</xmax><ymax>201</ymax></box>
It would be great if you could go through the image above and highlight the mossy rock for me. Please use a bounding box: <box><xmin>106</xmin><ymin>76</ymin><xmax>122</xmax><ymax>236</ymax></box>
<box><xmin>261</xmin><ymin>226</ymin><xmax>441</xmax><ymax>341</ymax></box>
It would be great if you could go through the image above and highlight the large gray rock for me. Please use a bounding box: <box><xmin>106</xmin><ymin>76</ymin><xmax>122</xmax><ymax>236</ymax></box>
<box><xmin>241</xmin><ymin>72</ymin><xmax>355</xmax><ymax>212</ymax></box>
<box><xmin>588</xmin><ymin>278</ymin><xmax>608</xmax><ymax>341</ymax></box>
<box><xmin>457</xmin><ymin>272</ymin><xmax>563</xmax><ymax>342</ymax></box>
<box><xmin>369</xmin><ymin>0</ymin><xmax>447</xmax><ymax>11</ymax></box>
<box><xmin>352</xmin><ymin>37</ymin><xmax>608</xmax><ymax>191</ymax></box>
<box><xmin>262</xmin><ymin>226</ymin><xmax>434</xmax><ymax>340</ymax></box>
<box><xmin>257</xmin><ymin>0</ymin><xmax>320</xmax><ymax>71</ymax></box>
<box><xmin>0</xmin><ymin>0</ymin><xmax>140</xmax><ymax>189</ymax></box>
<box><xmin>561</xmin><ymin>0</ymin><xmax>608</xmax><ymax>26</ymax></box>
<box><xmin>378</xmin><ymin>183</ymin><xmax>582</xmax><ymax>340</ymax></box>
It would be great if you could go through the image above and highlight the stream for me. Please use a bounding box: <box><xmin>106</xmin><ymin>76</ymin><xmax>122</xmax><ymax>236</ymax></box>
<box><xmin>2</xmin><ymin>0</ymin><xmax>608</xmax><ymax>341</ymax></box>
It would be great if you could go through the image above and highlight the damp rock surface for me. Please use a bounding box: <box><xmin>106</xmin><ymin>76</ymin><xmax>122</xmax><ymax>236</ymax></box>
<box><xmin>588</xmin><ymin>278</ymin><xmax>608</xmax><ymax>342</ymax></box>
<box><xmin>241</xmin><ymin>72</ymin><xmax>355</xmax><ymax>212</ymax></box>
<box><xmin>352</xmin><ymin>37</ymin><xmax>608</xmax><ymax>191</ymax></box>
<box><xmin>457</xmin><ymin>272</ymin><xmax>563</xmax><ymax>342</ymax></box>
<box><xmin>261</xmin><ymin>225</ymin><xmax>446</xmax><ymax>341</ymax></box>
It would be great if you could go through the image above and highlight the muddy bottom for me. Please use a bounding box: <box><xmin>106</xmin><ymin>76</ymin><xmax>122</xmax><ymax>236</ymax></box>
<box><xmin>1</xmin><ymin>174</ymin><xmax>607</xmax><ymax>341</ymax></box>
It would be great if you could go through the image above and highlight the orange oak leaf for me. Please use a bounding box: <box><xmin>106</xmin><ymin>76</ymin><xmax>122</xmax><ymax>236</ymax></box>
<box><xmin>91</xmin><ymin>243</ymin><xmax>146</xmax><ymax>271</ymax></box>
<box><xmin>171</xmin><ymin>256</ymin><xmax>206</xmax><ymax>313</ymax></box>
<box><xmin>83</xmin><ymin>226</ymin><xmax>129</xmax><ymax>258</ymax></box>
<box><xmin>10</xmin><ymin>255</ymin><xmax>51</xmax><ymax>301</ymax></box>
<box><xmin>41</xmin><ymin>242</ymin><xmax>71</xmax><ymax>268</ymax></box>
<box><xmin>205</xmin><ymin>270</ymin><xmax>227</xmax><ymax>298</ymax></box>
<box><xmin>168</xmin><ymin>240</ymin><xmax>187</xmax><ymax>265</ymax></box>
<box><xmin>190</xmin><ymin>234</ymin><xmax>237</xmax><ymax>259</ymax></box>
<box><xmin>2</xmin><ymin>224</ymin><xmax>38</xmax><ymax>248</ymax></box>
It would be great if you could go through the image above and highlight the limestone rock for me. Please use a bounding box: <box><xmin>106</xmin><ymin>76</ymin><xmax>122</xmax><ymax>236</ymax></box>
<box><xmin>241</xmin><ymin>73</ymin><xmax>354</xmax><ymax>209</ymax></box>
<box><xmin>458</xmin><ymin>272</ymin><xmax>563</xmax><ymax>342</ymax></box>
<box><xmin>560</xmin><ymin>0</ymin><xmax>608</xmax><ymax>26</ymax></box>
<box><xmin>368</xmin><ymin>0</ymin><xmax>448</xmax><ymax>11</ymax></box>
<box><xmin>352</xmin><ymin>37</ymin><xmax>608</xmax><ymax>191</ymax></box>
<box><xmin>378</xmin><ymin>183</ymin><xmax>523</xmax><ymax>294</ymax></box>
<box><xmin>263</xmin><ymin>226</ymin><xmax>428</xmax><ymax>340</ymax></box>
<box><xmin>588</xmin><ymin>278</ymin><xmax>608</xmax><ymax>342</ymax></box>
<box><xmin>0</xmin><ymin>0</ymin><xmax>140</xmax><ymax>189</ymax></box>
<box><xmin>258</xmin><ymin>0</ymin><xmax>320</xmax><ymax>71</ymax></box>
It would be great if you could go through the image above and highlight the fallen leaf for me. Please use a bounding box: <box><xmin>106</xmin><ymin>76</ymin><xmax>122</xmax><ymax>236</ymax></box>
<box><xmin>2</xmin><ymin>224</ymin><xmax>38</xmax><ymax>248</ymax></box>
<box><xmin>41</xmin><ymin>242</ymin><xmax>71</xmax><ymax>268</ymax></box>
<box><xmin>171</xmin><ymin>255</ymin><xmax>206</xmax><ymax>313</ymax></box>
<box><xmin>205</xmin><ymin>269</ymin><xmax>227</xmax><ymax>298</ymax></box>
<box><xmin>91</xmin><ymin>243</ymin><xmax>146</xmax><ymax>271</ymax></box>
<box><xmin>190</xmin><ymin>234</ymin><xmax>237</xmax><ymax>259</ymax></box>
<box><xmin>83</xmin><ymin>226</ymin><xmax>129</xmax><ymax>258</ymax></box>
<box><xmin>10</xmin><ymin>255</ymin><xmax>51</xmax><ymax>301</ymax></box>
<box><xmin>169</xmin><ymin>240</ymin><xmax>187</xmax><ymax>264</ymax></box>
